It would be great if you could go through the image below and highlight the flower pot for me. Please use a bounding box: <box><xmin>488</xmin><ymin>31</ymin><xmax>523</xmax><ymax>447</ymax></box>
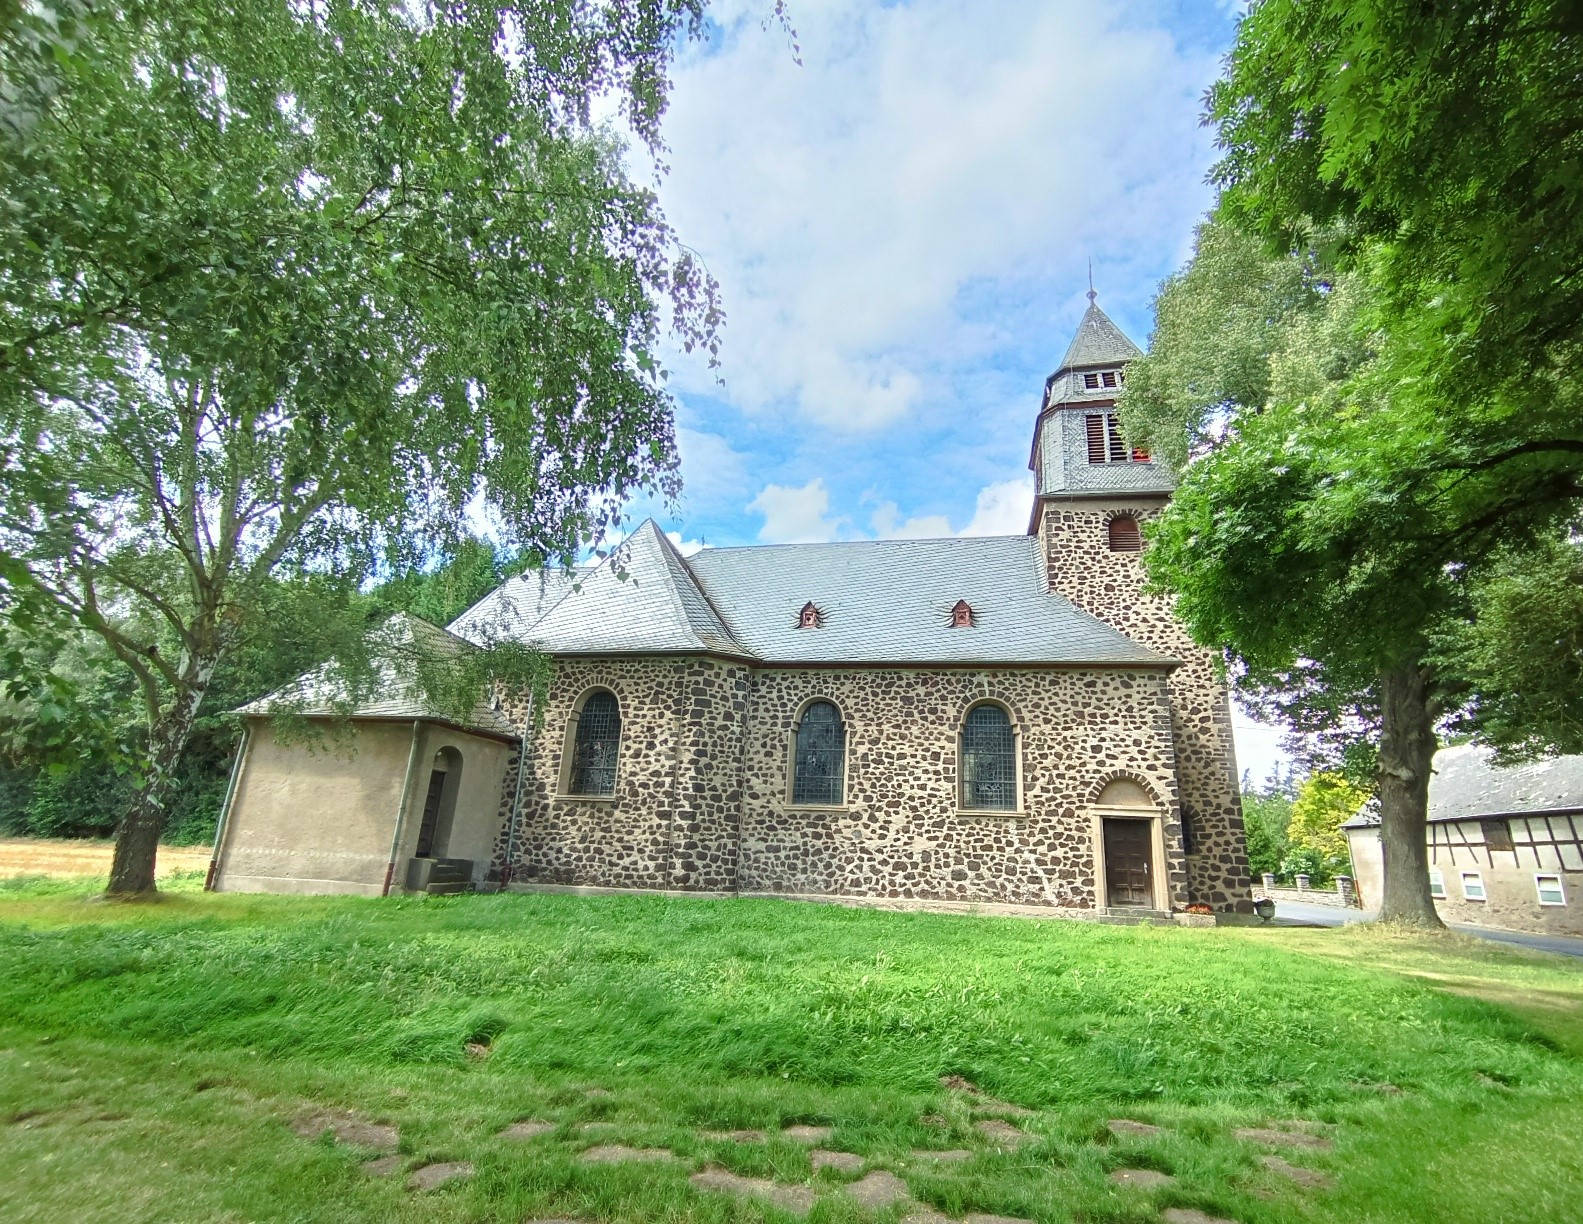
<box><xmin>1253</xmin><ymin>899</ymin><xmax>1276</xmax><ymax>923</ymax></box>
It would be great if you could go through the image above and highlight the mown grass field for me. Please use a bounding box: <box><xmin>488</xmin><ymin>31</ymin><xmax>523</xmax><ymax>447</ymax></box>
<box><xmin>0</xmin><ymin>877</ymin><xmax>1580</xmax><ymax>1223</ymax></box>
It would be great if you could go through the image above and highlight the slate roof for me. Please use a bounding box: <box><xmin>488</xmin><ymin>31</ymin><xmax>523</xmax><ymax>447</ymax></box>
<box><xmin>1342</xmin><ymin>743</ymin><xmax>1583</xmax><ymax>829</ymax></box>
<box><xmin>518</xmin><ymin>521</ymin><xmax>750</xmax><ymax>657</ymax></box>
<box><xmin>449</xmin><ymin>523</ymin><xmax>1167</xmax><ymax>667</ymax></box>
<box><xmin>685</xmin><ymin>535</ymin><xmax>1165</xmax><ymax>665</ymax></box>
<box><xmin>237</xmin><ymin>612</ymin><xmax>517</xmax><ymax>737</ymax></box>
<box><xmin>1059</xmin><ymin>299</ymin><xmax>1143</xmax><ymax>370</ymax></box>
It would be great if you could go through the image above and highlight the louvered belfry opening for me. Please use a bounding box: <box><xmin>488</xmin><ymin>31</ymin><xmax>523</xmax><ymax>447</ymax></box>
<box><xmin>1085</xmin><ymin>412</ymin><xmax>1149</xmax><ymax>465</ymax></box>
<box><xmin>1108</xmin><ymin>516</ymin><xmax>1142</xmax><ymax>552</ymax></box>
<box><xmin>569</xmin><ymin>690</ymin><xmax>621</xmax><ymax>796</ymax></box>
<box><xmin>961</xmin><ymin>703</ymin><xmax>1017</xmax><ymax>811</ymax></box>
<box><xmin>792</xmin><ymin>700</ymin><xmax>845</xmax><ymax>805</ymax></box>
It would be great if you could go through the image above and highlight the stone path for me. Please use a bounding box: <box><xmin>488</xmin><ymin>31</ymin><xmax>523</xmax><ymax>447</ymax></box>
<box><xmin>782</xmin><ymin>1123</ymin><xmax>834</xmax><ymax>1143</ymax></box>
<box><xmin>578</xmin><ymin>1145</ymin><xmax>674</xmax><ymax>1164</ymax></box>
<box><xmin>1258</xmin><ymin>1154</ymin><xmax>1334</xmax><ymax>1189</ymax></box>
<box><xmin>811</xmin><ymin>1149</ymin><xmax>864</xmax><ymax>1173</ymax></box>
<box><xmin>844</xmin><ymin>1171</ymin><xmax>911</xmax><ymax>1209</ymax></box>
<box><xmin>1110</xmin><ymin>1168</ymin><xmax>1174</xmax><ymax>1189</ymax></box>
<box><xmin>284</xmin><ymin>1089</ymin><xmax>1347</xmax><ymax>1218</ymax></box>
<box><xmin>973</xmin><ymin>1119</ymin><xmax>1034</xmax><ymax>1148</ymax></box>
<box><xmin>290</xmin><ymin>1108</ymin><xmax>398</xmax><ymax>1151</ymax></box>
<box><xmin>408</xmin><ymin>1161</ymin><xmax>474</xmax><ymax>1191</ymax></box>
<box><xmin>1107</xmin><ymin>1118</ymin><xmax>1163</xmax><ymax>1138</ymax></box>
<box><xmin>501</xmin><ymin>1120</ymin><xmax>557</xmax><ymax>1140</ymax></box>
<box><xmin>691</xmin><ymin>1167</ymin><xmax>817</xmax><ymax>1215</ymax></box>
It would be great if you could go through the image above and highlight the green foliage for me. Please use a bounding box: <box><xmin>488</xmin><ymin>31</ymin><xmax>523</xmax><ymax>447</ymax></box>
<box><xmin>0</xmin><ymin>0</ymin><xmax>718</xmax><ymax>880</ymax></box>
<box><xmin>1239</xmin><ymin>786</ymin><xmax>1292</xmax><ymax>882</ymax></box>
<box><xmin>1440</xmin><ymin>534</ymin><xmax>1583</xmax><ymax>758</ymax></box>
<box><xmin>1210</xmin><ymin>0</ymin><xmax>1583</xmax><ymax>389</ymax></box>
<box><xmin>1280</xmin><ymin>772</ymin><xmax>1367</xmax><ymax>885</ymax></box>
<box><xmin>1288</xmin><ymin>773</ymin><xmax>1367</xmax><ymax>864</ymax></box>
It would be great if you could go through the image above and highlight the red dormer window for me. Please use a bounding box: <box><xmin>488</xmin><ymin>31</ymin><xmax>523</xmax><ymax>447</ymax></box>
<box><xmin>798</xmin><ymin>601</ymin><xmax>822</xmax><ymax>629</ymax></box>
<box><xmin>951</xmin><ymin>600</ymin><xmax>974</xmax><ymax>628</ymax></box>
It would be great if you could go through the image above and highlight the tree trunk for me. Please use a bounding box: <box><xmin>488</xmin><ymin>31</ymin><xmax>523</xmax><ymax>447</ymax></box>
<box><xmin>106</xmin><ymin>663</ymin><xmax>215</xmax><ymax>896</ymax></box>
<box><xmin>1375</xmin><ymin>663</ymin><xmax>1444</xmax><ymax>926</ymax></box>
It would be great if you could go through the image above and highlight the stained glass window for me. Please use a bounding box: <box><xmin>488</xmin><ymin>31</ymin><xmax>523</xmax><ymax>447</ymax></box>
<box><xmin>961</xmin><ymin>704</ymin><xmax>1016</xmax><ymax>811</ymax></box>
<box><xmin>569</xmin><ymin>690</ymin><xmax>621</xmax><ymax>796</ymax></box>
<box><xmin>792</xmin><ymin>701</ymin><xmax>845</xmax><ymax>806</ymax></box>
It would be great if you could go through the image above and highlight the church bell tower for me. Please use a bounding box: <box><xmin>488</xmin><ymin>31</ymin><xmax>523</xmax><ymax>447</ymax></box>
<box><xmin>1029</xmin><ymin>290</ymin><xmax>1251</xmax><ymax>912</ymax></box>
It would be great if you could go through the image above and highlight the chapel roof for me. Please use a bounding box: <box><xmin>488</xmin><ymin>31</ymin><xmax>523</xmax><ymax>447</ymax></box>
<box><xmin>236</xmin><ymin>611</ymin><xmax>517</xmax><ymax>737</ymax></box>
<box><xmin>1341</xmin><ymin>742</ymin><xmax>1583</xmax><ymax>829</ymax></box>
<box><xmin>447</xmin><ymin>520</ymin><xmax>1170</xmax><ymax>668</ymax></box>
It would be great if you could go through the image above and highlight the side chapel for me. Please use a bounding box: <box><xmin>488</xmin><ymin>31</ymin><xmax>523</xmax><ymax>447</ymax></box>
<box><xmin>211</xmin><ymin>295</ymin><xmax>1252</xmax><ymax>914</ymax></box>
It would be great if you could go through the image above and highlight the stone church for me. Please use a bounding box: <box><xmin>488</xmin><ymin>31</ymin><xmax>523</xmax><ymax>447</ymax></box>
<box><xmin>209</xmin><ymin>296</ymin><xmax>1251</xmax><ymax>914</ymax></box>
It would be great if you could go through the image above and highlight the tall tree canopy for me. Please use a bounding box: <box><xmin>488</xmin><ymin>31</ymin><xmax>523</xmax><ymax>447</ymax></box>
<box><xmin>0</xmin><ymin>0</ymin><xmax>720</xmax><ymax>893</ymax></box>
<box><xmin>1124</xmin><ymin>1</ymin><xmax>1583</xmax><ymax>923</ymax></box>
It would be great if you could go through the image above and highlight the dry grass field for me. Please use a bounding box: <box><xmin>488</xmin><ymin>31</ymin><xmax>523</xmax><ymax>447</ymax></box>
<box><xmin>0</xmin><ymin>837</ymin><xmax>210</xmax><ymax>880</ymax></box>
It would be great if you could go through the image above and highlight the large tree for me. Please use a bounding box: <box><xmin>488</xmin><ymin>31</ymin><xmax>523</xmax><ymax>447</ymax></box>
<box><xmin>0</xmin><ymin>0</ymin><xmax>720</xmax><ymax>893</ymax></box>
<box><xmin>1122</xmin><ymin>222</ymin><xmax>1576</xmax><ymax>924</ymax></box>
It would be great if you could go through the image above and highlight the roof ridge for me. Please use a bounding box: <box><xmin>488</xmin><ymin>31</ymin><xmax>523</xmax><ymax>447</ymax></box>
<box><xmin>696</xmin><ymin>533</ymin><xmax>1031</xmax><ymax>554</ymax></box>
<box><xmin>639</xmin><ymin>519</ymin><xmax>752</xmax><ymax>656</ymax></box>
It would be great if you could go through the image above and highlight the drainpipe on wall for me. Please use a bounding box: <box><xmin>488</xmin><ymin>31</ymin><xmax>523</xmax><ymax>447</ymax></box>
<box><xmin>384</xmin><ymin>720</ymin><xmax>425</xmax><ymax>897</ymax></box>
<box><xmin>499</xmin><ymin>694</ymin><xmax>535</xmax><ymax>890</ymax></box>
<box><xmin>204</xmin><ymin>721</ymin><xmax>252</xmax><ymax>891</ymax></box>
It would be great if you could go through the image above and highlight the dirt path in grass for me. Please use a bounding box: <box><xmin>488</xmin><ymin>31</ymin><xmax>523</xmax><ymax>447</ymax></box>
<box><xmin>0</xmin><ymin>838</ymin><xmax>210</xmax><ymax>879</ymax></box>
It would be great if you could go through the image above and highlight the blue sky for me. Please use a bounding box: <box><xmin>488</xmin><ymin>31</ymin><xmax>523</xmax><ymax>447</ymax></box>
<box><xmin>616</xmin><ymin>0</ymin><xmax>1284</xmax><ymax>780</ymax></box>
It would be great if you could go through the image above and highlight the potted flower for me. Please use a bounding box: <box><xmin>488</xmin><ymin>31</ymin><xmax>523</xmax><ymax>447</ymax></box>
<box><xmin>1173</xmin><ymin>902</ymin><xmax>1217</xmax><ymax>928</ymax></box>
<box><xmin>1252</xmin><ymin>895</ymin><xmax>1276</xmax><ymax>923</ymax></box>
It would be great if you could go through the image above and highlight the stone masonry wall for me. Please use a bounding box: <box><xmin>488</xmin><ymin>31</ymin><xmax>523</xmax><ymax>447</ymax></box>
<box><xmin>489</xmin><ymin>656</ymin><xmax>1187</xmax><ymax>911</ymax></box>
<box><xmin>490</xmin><ymin>656</ymin><xmax>746</xmax><ymax>893</ymax></box>
<box><xmin>738</xmin><ymin>667</ymin><xmax>1185</xmax><ymax>909</ymax></box>
<box><xmin>1040</xmin><ymin>498</ymin><xmax>1252</xmax><ymax>911</ymax></box>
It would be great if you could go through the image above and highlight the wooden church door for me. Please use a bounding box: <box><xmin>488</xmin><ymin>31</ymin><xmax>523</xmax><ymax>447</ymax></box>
<box><xmin>1103</xmin><ymin>818</ymin><xmax>1153</xmax><ymax>907</ymax></box>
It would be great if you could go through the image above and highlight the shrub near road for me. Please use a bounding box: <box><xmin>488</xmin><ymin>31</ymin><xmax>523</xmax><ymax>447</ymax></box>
<box><xmin>0</xmin><ymin>886</ymin><xmax>1580</xmax><ymax>1221</ymax></box>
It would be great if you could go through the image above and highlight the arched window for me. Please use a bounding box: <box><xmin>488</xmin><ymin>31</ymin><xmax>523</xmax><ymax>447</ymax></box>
<box><xmin>568</xmin><ymin>690</ymin><xmax>621</xmax><ymax>797</ymax></box>
<box><xmin>792</xmin><ymin>701</ymin><xmax>845</xmax><ymax>805</ymax></box>
<box><xmin>960</xmin><ymin>703</ymin><xmax>1017</xmax><ymax>811</ymax></box>
<box><xmin>1108</xmin><ymin>515</ymin><xmax>1142</xmax><ymax>552</ymax></box>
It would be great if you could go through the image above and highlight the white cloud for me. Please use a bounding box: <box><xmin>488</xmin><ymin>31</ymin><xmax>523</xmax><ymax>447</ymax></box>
<box><xmin>666</xmin><ymin>531</ymin><xmax>706</xmax><ymax>557</ymax></box>
<box><xmin>748</xmin><ymin>477</ymin><xmax>843</xmax><ymax>543</ymax></box>
<box><xmin>960</xmin><ymin>477</ymin><xmax>1035</xmax><ymax>536</ymax></box>
<box><xmin>867</xmin><ymin>476</ymin><xmax>1035</xmax><ymax>540</ymax></box>
<box><xmin>656</xmin><ymin>0</ymin><xmax>1220</xmax><ymax>430</ymax></box>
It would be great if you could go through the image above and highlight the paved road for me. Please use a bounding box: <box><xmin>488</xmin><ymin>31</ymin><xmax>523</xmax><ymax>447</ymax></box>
<box><xmin>1271</xmin><ymin>898</ymin><xmax>1583</xmax><ymax>959</ymax></box>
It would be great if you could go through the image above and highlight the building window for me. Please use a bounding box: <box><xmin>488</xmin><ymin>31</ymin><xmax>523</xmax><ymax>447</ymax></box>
<box><xmin>1085</xmin><ymin>413</ymin><xmax>1148</xmax><ymax>465</ymax></box>
<box><xmin>791</xmin><ymin>701</ymin><xmax>845</xmax><ymax>806</ymax></box>
<box><xmin>1101</xmin><ymin>371</ymin><xmax>1117</xmax><ymax>388</ymax></box>
<box><xmin>1108</xmin><ymin>516</ymin><xmax>1142</xmax><ymax>552</ymax></box>
<box><xmin>1083</xmin><ymin>372</ymin><xmax>1100</xmax><ymax>389</ymax></box>
<box><xmin>1461</xmin><ymin>871</ymin><xmax>1486</xmax><ymax>901</ymax></box>
<box><xmin>568</xmin><ymin>690</ymin><xmax>621</xmax><ymax>797</ymax></box>
<box><xmin>1536</xmin><ymin>874</ymin><xmax>1567</xmax><ymax>906</ymax></box>
<box><xmin>1482</xmin><ymin>818</ymin><xmax>1514</xmax><ymax>852</ymax></box>
<box><xmin>798</xmin><ymin>601</ymin><xmax>822</xmax><ymax>629</ymax></box>
<box><xmin>1429</xmin><ymin>869</ymin><xmax>1446</xmax><ymax>899</ymax></box>
<box><xmin>960</xmin><ymin>703</ymin><xmax>1017</xmax><ymax>811</ymax></box>
<box><xmin>950</xmin><ymin>599</ymin><xmax>974</xmax><ymax>628</ymax></box>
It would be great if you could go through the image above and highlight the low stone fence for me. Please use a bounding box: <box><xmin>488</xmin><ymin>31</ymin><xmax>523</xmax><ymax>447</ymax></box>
<box><xmin>1257</xmin><ymin>873</ymin><xmax>1361</xmax><ymax>909</ymax></box>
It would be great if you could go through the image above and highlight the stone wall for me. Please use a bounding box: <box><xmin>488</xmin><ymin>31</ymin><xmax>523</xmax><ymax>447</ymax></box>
<box><xmin>493</xmin><ymin>656</ymin><xmax>747</xmax><ymax>893</ymax></box>
<box><xmin>1039</xmin><ymin>498</ymin><xmax>1252</xmax><ymax>911</ymax></box>
<box><xmin>494</xmin><ymin>658</ymin><xmax>1187</xmax><ymax>912</ymax></box>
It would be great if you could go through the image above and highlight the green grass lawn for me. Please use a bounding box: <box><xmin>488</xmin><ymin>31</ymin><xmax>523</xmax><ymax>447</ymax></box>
<box><xmin>0</xmin><ymin>877</ymin><xmax>1580</xmax><ymax>1223</ymax></box>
